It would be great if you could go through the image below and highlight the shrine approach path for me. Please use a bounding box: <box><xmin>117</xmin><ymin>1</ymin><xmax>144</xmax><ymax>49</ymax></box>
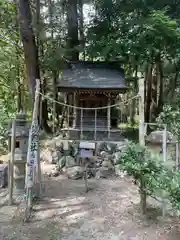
<box><xmin>0</xmin><ymin>161</ymin><xmax>180</xmax><ymax>240</ymax></box>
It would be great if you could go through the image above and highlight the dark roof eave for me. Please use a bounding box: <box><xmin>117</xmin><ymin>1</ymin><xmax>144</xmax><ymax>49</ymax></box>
<box><xmin>57</xmin><ymin>86</ymin><xmax>128</xmax><ymax>92</ymax></box>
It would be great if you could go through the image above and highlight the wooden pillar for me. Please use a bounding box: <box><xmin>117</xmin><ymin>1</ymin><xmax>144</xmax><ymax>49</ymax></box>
<box><xmin>67</xmin><ymin>94</ymin><xmax>70</xmax><ymax>129</ymax></box>
<box><xmin>94</xmin><ymin>109</ymin><xmax>97</xmax><ymax>140</ymax></box>
<box><xmin>73</xmin><ymin>92</ymin><xmax>77</xmax><ymax>128</ymax></box>
<box><xmin>80</xmin><ymin>108</ymin><xmax>83</xmax><ymax>139</ymax></box>
<box><xmin>64</xmin><ymin>93</ymin><xmax>67</xmax><ymax>128</ymax></box>
<box><xmin>107</xmin><ymin>96</ymin><xmax>111</xmax><ymax>139</ymax></box>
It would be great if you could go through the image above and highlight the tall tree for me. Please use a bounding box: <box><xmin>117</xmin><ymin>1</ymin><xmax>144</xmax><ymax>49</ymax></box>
<box><xmin>66</xmin><ymin>0</ymin><xmax>79</xmax><ymax>60</ymax></box>
<box><xmin>16</xmin><ymin>0</ymin><xmax>40</xmax><ymax>99</ymax></box>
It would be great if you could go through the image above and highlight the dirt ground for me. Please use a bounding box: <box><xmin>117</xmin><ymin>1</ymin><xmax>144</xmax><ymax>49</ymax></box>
<box><xmin>0</xmin><ymin>162</ymin><xmax>180</xmax><ymax>240</ymax></box>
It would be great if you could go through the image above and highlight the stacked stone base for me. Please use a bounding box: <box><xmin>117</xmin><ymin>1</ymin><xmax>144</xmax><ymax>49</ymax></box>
<box><xmin>43</xmin><ymin>140</ymin><xmax>128</xmax><ymax>179</ymax></box>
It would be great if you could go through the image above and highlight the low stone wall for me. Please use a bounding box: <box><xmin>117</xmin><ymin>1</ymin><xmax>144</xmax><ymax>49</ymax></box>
<box><xmin>42</xmin><ymin>140</ymin><xmax>129</xmax><ymax>179</ymax></box>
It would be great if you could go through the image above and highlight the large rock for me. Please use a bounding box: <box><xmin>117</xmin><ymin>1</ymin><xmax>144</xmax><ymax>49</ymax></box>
<box><xmin>106</xmin><ymin>142</ymin><xmax>117</xmax><ymax>153</ymax></box>
<box><xmin>66</xmin><ymin>166</ymin><xmax>84</xmax><ymax>180</ymax></box>
<box><xmin>65</xmin><ymin>156</ymin><xmax>76</xmax><ymax>167</ymax></box>
<box><xmin>51</xmin><ymin>149</ymin><xmax>61</xmax><ymax>164</ymax></box>
<box><xmin>57</xmin><ymin>156</ymin><xmax>66</xmax><ymax>169</ymax></box>
<box><xmin>112</xmin><ymin>152</ymin><xmax>121</xmax><ymax>165</ymax></box>
<box><xmin>146</xmin><ymin>131</ymin><xmax>176</xmax><ymax>144</ymax></box>
<box><xmin>114</xmin><ymin>164</ymin><xmax>126</xmax><ymax>178</ymax></box>
<box><xmin>115</xmin><ymin>142</ymin><xmax>127</xmax><ymax>152</ymax></box>
<box><xmin>70</xmin><ymin>141</ymin><xmax>79</xmax><ymax>157</ymax></box>
<box><xmin>0</xmin><ymin>164</ymin><xmax>8</xmax><ymax>188</ymax></box>
<box><xmin>98</xmin><ymin>142</ymin><xmax>116</xmax><ymax>154</ymax></box>
<box><xmin>102</xmin><ymin>159</ymin><xmax>114</xmax><ymax>169</ymax></box>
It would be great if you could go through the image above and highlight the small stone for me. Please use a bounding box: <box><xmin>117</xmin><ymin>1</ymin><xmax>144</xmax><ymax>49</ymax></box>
<box><xmin>51</xmin><ymin>168</ymin><xmax>59</xmax><ymax>177</ymax></box>
<box><xmin>99</xmin><ymin>151</ymin><xmax>108</xmax><ymax>158</ymax></box>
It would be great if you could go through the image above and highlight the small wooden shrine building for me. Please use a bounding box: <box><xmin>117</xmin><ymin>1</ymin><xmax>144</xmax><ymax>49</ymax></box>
<box><xmin>57</xmin><ymin>61</ymin><xmax>127</xmax><ymax>139</ymax></box>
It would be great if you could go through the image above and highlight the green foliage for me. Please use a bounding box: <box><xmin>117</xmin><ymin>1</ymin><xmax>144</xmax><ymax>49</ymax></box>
<box><xmin>119</xmin><ymin>142</ymin><xmax>180</xmax><ymax>212</ymax></box>
<box><xmin>156</xmin><ymin>104</ymin><xmax>180</xmax><ymax>137</ymax></box>
<box><xmin>120</xmin><ymin>142</ymin><xmax>163</xmax><ymax>194</ymax></box>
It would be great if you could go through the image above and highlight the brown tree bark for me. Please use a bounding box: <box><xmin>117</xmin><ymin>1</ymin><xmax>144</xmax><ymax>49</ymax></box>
<box><xmin>156</xmin><ymin>54</ymin><xmax>164</xmax><ymax>114</ymax></box>
<box><xmin>67</xmin><ymin>0</ymin><xmax>79</xmax><ymax>60</ymax></box>
<box><xmin>16</xmin><ymin>0</ymin><xmax>52</xmax><ymax>133</ymax></box>
<box><xmin>78</xmin><ymin>0</ymin><xmax>85</xmax><ymax>60</ymax></box>
<box><xmin>130</xmin><ymin>65</ymin><xmax>138</xmax><ymax>125</ymax></box>
<box><xmin>145</xmin><ymin>64</ymin><xmax>153</xmax><ymax>123</ymax></box>
<box><xmin>16</xmin><ymin>0</ymin><xmax>40</xmax><ymax>99</ymax></box>
<box><xmin>37</xmin><ymin>0</ymin><xmax>52</xmax><ymax>134</ymax></box>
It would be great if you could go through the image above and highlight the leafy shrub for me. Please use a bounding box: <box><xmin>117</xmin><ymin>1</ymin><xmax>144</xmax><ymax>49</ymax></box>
<box><xmin>119</xmin><ymin>142</ymin><xmax>180</xmax><ymax>213</ymax></box>
<box><xmin>120</xmin><ymin>142</ymin><xmax>163</xmax><ymax>195</ymax></box>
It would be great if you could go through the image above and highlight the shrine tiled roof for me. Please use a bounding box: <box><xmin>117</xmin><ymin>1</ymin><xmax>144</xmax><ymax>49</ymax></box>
<box><xmin>57</xmin><ymin>61</ymin><xmax>127</xmax><ymax>90</ymax></box>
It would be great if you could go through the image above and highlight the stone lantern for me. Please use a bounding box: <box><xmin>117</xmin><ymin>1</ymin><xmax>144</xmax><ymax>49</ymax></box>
<box><xmin>8</xmin><ymin>113</ymin><xmax>29</xmax><ymax>194</ymax></box>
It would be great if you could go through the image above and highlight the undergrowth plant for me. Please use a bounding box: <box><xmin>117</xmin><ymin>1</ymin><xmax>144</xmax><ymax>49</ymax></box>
<box><xmin>119</xmin><ymin>142</ymin><xmax>180</xmax><ymax>214</ymax></box>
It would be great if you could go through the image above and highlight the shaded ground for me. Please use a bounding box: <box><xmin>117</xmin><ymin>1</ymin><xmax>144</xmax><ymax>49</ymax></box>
<box><xmin>0</xmin><ymin>162</ymin><xmax>180</xmax><ymax>239</ymax></box>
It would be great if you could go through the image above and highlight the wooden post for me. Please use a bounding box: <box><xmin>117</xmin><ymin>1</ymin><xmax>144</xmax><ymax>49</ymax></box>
<box><xmin>84</xmin><ymin>161</ymin><xmax>88</xmax><ymax>193</ymax></box>
<box><xmin>139</xmin><ymin>78</ymin><xmax>145</xmax><ymax>146</ymax></box>
<box><xmin>176</xmin><ymin>141</ymin><xmax>179</xmax><ymax>170</ymax></box>
<box><xmin>52</xmin><ymin>87</ymin><xmax>56</xmax><ymax>135</ymax></box>
<box><xmin>73</xmin><ymin>92</ymin><xmax>76</xmax><ymax>128</ymax></box>
<box><xmin>8</xmin><ymin>119</ymin><xmax>16</xmax><ymax>205</ymax></box>
<box><xmin>94</xmin><ymin>109</ymin><xmax>97</xmax><ymax>140</ymax></box>
<box><xmin>67</xmin><ymin>106</ymin><xmax>70</xmax><ymax>129</ymax></box>
<box><xmin>162</xmin><ymin>126</ymin><xmax>167</xmax><ymax>217</ymax></box>
<box><xmin>162</xmin><ymin>126</ymin><xmax>167</xmax><ymax>163</ymax></box>
<box><xmin>107</xmin><ymin>97</ymin><xmax>111</xmax><ymax>139</ymax></box>
<box><xmin>25</xmin><ymin>79</ymin><xmax>41</xmax><ymax>222</ymax></box>
<box><xmin>80</xmin><ymin>108</ymin><xmax>83</xmax><ymax>139</ymax></box>
<box><xmin>138</xmin><ymin>78</ymin><xmax>146</xmax><ymax>214</ymax></box>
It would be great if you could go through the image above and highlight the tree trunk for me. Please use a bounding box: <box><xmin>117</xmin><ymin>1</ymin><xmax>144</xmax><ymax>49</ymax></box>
<box><xmin>52</xmin><ymin>71</ymin><xmax>58</xmax><ymax>134</ymax></box>
<box><xmin>156</xmin><ymin>54</ymin><xmax>164</xmax><ymax>114</ymax></box>
<box><xmin>67</xmin><ymin>0</ymin><xmax>79</xmax><ymax>61</ymax></box>
<box><xmin>78</xmin><ymin>0</ymin><xmax>85</xmax><ymax>60</ymax></box>
<box><xmin>145</xmin><ymin>64</ymin><xmax>153</xmax><ymax>123</ymax></box>
<box><xmin>16</xmin><ymin>0</ymin><xmax>40</xmax><ymax>99</ymax></box>
<box><xmin>38</xmin><ymin>0</ymin><xmax>52</xmax><ymax>134</ymax></box>
<box><xmin>170</xmin><ymin>70</ymin><xmax>179</xmax><ymax>100</ymax></box>
<box><xmin>130</xmin><ymin>66</ymin><xmax>138</xmax><ymax>125</ymax></box>
<box><xmin>14</xmin><ymin>1</ymin><xmax>23</xmax><ymax>112</ymax></box>
<box><xmin>150</xmin><ymin>75</ymin><xmax>158</xmax><ymax>122</ymax></box>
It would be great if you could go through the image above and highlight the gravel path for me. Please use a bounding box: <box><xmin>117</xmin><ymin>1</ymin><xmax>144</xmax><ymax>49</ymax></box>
<box><xmin>0</xmin><ymin>162</ymin><xmax>180</xmax><ymax>239</ymax></box>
